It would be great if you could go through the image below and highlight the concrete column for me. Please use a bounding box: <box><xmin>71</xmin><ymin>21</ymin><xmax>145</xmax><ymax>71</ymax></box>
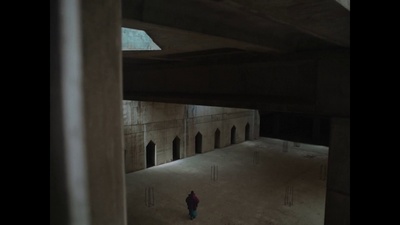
<box><xmin>324</xmin><ymin>118</ymin><xmax>350</xmax><ymax>225</ymax></box>
<box><xmin>81</xmin><ymin>0</ymin><xmax>126</xmax><ymax>224</ymax></box>
<box><xmin>51</xmin><ymin>0</ymin><xmax>90</xmax><ymax>224</ymax></box>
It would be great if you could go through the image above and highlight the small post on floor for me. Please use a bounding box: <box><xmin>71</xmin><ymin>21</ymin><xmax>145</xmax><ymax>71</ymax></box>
<box><xmin>284</xmin><ymin>186</ymin><xmax>293</xmax><ymax>207</ymax></box>
<box><xmin>253</xmin><ymin>151</ymin><xmax>259</xmax><ymax>165</ymax></box>
<box><xmin>145</xmin><ymin>186</ymin><xmax>154</xmax><ymax>207</ymax></box>
<box><xmin>211</xmin><ymin>165</ymin><xmax>218</xmax><ymax>181</ymax></box>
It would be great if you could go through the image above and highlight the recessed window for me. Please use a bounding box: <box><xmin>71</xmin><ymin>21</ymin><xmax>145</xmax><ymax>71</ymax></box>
<box><xmin>173</xmin><ymin>137</ymin><xmax>180</xmax><ymax>161</ymax></box>
<box><xmin>146</xmin><ymin>141</ymin><xmax>156</xmax><ymax>168</ymax></box>
<box><xmin>214</xmin><ymin>128</ymin><xmax>220</xmax><ymax>148</ymax></box>
<box><xmin>195</xmin><ymin>132</ymin><xmax>202</xmax><ymax>154</ymax></box>
<box><xmin>231</xmin><ymin>126</ymin><xmax>236</xmax><ymax>144</ymax></box>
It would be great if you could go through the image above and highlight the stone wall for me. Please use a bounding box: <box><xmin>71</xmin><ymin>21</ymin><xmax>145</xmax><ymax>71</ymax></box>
<box><xmin>123</xmin><ymin>101</ymin><xmax>259</xmax><ymax>173</ymax></box>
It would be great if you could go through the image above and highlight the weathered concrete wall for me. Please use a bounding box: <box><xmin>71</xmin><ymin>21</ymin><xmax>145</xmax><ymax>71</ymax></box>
<box><xmin>123</xmin><ymin>101</ymin><xmax>259</xmax><ymax>173</ymax></box>
<box><xmin>186</xmin><ymin>105</ymin><xmax>255</xmax><ymax>156</ymax></box>
<box><xmin>123</xmin><ymin>100</ymin><xmax>145</xmax><ymax>172</ymax></box>
<box><xmin>142</xmin><ymin>102</ymin><xmax>185</xmax><ymax>166</ymax></box>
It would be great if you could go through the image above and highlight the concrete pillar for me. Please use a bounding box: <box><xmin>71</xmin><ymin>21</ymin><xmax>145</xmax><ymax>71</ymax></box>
<box><xmin>324</xmin><ymin>118</ymin><xmax>350</xmax><ymax>225</ymax></box>
<box><xmin>51</xmin><ymin>0</ymin><xmax>91</xmax><ymax>224</ymax></box>
<box><xmin>81</xmin><ymin>0</ymin><xmax>126</xmax><ymax>224</ymax></box>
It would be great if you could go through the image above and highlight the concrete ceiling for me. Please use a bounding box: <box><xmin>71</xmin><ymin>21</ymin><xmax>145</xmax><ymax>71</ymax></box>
<box><xmin>122</xmin><ymin>0</ymin><xmax>349</xmax><ymax>63</ymax></box>
<box><xmin>121</xmin><ymin>0</ymin><xmax>350</xmax><ymax>116</ymax></box>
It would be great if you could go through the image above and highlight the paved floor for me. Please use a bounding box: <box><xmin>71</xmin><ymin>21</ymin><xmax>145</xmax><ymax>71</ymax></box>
<box><xmin>125</xmin><ymin>137</ymin><xmax>328</xmax><ymax>225</ymax></box>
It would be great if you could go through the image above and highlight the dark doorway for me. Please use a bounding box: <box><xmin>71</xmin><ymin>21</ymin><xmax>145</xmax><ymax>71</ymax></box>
<box><xmin>173</xmin><ymin>136</ymin><xmax>180</xmax><ymax>160</ymax></box>
<box><xmin>214</xmin><ymin>128</ymin><xmax>220</xmax><ymax>148</ymax></box>
<box><xmin>231</xmin><ymin>126</ymin><xmax>236</xmax><ymax>144</ymax></box>
<box><xmin>146</xmin><ymin>141</ymin><xmax>155</xmax><ymax>168</ymax></box>
<box><xmin>245</xmin><ymin>123</ymin><xmax>250</xmax><ymax>141</ymax></box>
<box><xmin>195</xmin><ymin>132</ymin><xmax>202</xmax><ymax>154</ymax></box>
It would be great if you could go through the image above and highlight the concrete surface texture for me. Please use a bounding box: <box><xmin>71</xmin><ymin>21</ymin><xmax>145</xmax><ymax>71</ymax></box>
<box><xmin>81</xmin><ymin>0</ymin><xmax>126</xmax><ymax>224</ymax></box>
<box><xmin>51</xmin><ymin>0</ymin><xmax>349</xmax><ymax>224</ymax></box>
<box><xmin>125</xmin><ymin>137</ymin><xmax>328</xmax><ymax>225</ymax></box>
<box><xmin>123</xmin><ymin>101</ymin><xmax>259</xmax><ymax>173</ymax></box>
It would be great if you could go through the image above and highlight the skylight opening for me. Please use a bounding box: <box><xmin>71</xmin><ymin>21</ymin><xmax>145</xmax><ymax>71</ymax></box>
<box><xmin>121</xmin><ymin>27</ymin><xmax>161</xmax><ymax>51</ymax></box>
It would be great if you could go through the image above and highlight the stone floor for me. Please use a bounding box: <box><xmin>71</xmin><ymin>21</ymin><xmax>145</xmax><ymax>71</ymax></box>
<box><xmin>125</xmin><ymin>137</ymin><xmax>328</xmax><ymax>225</ymax></box>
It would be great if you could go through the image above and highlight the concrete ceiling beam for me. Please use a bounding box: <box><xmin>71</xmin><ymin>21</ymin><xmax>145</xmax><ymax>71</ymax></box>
<box><xmin>123</xmin><ymin>50</ymin><xmax>349</xmax><ymax>117</ymax></box>
<box><xmin>122</xmin><ymin>0</ymin><xmax>341</xmax><ymax>53</ymax></box>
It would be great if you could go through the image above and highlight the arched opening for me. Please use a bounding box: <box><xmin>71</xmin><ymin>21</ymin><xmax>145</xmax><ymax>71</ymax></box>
<box><xmin>245</xmin><ymin>123</ymin><xmax>250</xmax><ymax>141</ymax></box>
<box><xmin>231</xmin><ymin>126</ymin><xmax>236</xmax><ymax>144</ymax></box>
<box><xmin>195</xmin><ymin>132</ymin><xmax>202</xmax><ymax>154</ymax></box>
<box><xmin>214</xmin><ymin>128</ymin><xmax>220</xmax><ymax>148</ymax></box>
<box><xmin>173</xmin><ymin>136</ymin><xmax>180</xmax><ymax>160</ymax></box>
<box><xmin>146</xmin><ymin>141</ymin><xmax>155</xmax><ymax>168</ymax></box>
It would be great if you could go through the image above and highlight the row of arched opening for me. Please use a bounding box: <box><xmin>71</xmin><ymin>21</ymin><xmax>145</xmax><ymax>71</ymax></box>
<box><xmin>146</xmin><ymin>137</ymin><xmax>181</xmax><ymax>168</ymax></box>
<box><xmin>145</xmin><ymin>123</ymin><xmax>250</xmax><ymax>168</ymax></box>
<box><xmin>195</xmin><ymin>123</ymin><xmax>250</xmax><ymax>153</ymax></box>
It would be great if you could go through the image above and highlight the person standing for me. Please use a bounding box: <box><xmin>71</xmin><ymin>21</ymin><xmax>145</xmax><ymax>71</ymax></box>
<box><xmin>185</xmin><ymin>191</ymin><xmax>200</xmax><ymax>220</ymax></box>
